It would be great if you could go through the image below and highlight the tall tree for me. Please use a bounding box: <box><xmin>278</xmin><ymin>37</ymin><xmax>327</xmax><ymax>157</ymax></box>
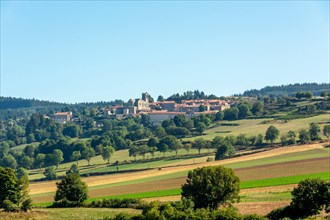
<box><xmin>323</xmin><ymin>125</ymin><xmax>330</xmax><ymax>138</ymax></box>
<box><xmin>181</xmin><ymin>166</ymin><xmax>240</xmax><ymax>209</ymax></box>
<box><xmin>52</xmin><ymin>149</ymin><xmax>64</xmax><ymax>169</ymax></box>
<box><xmin>309</xmin><ymin>123</ymin><xmax>321</xmax><ymax>141</ymax></box>
<box><xmin>299</xmin><ymin>129</ymin><xmax>310</xmax><ymax>144</ymax></box>
<box><xmin>101</xmin><ymin>146</ymin><xmax>115</xmax><ymax>164</ymax></box>
<box><xmin>192</xmin><ymin>138</ymin><xmax>207</xmax><ymax>154</ymax></box>
<box><xmin>34</xmin><ymin>153</ymin><xmax>45</xmax><ymax>169</ymax></box>
<box><xmin>71</xmin><ymin>151</ymin><xmax>81</xmax><ymax>165</ymax></box>
<box><xmin>54</xmin><ymin>173</ymin><xmax>88</xmax><ymax>206</ymax></box>
<box><xmin>265</xmin><ymin>125</ymin><xmax>280</xmax><ymax>145</ymax></box>
<box><xmin>82</xmin><ymin>147</ymin><xmax>95</xmax><ymax>165</ymax></box>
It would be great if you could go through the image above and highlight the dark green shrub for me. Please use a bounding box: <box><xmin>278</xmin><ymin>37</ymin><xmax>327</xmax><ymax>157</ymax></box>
<box><xmin>88</xmin><ymin>198</ymin><xmax>144</xmax><ymax>209</ymax></box>
<box><xmin>54</xmin><ymin>173</ymin><xmax>88</xmax><ymax>207</ymax></box>
<box><xmin>20</xmin><ymin>198</ymin><xmax>33</xmax><ymax>212</ymax></box>
<box><xmin>3</xmin><ymin>200</ymin><xmax>19</xmax><ymax>212</ymax></box>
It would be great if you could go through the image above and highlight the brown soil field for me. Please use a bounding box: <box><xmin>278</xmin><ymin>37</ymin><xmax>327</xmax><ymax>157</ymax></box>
<box><xmin>30</xmin><ymin>143</ymin><xmax>324</xmax><ymax>196</ymax></box>
<box><xmin>235</xmin><ymin>157</ymin><xmax>329</xmax><ymax>181</ymax></box>
<box><xmin>143</xmin><ymin>196</ymin><xmax>291</xmax><ymax>216</ymax></box>
<box><xmin>235</xmin><ymin>201</ymin><xmax>290</xmax><ymax>215</ymax></box>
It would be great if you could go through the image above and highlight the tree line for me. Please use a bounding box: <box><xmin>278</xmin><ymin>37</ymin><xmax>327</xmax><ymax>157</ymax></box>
<box><xmin>242</xmin><ymin>82</ymin><xmax>329</xmax><ymax>97</ymax></box>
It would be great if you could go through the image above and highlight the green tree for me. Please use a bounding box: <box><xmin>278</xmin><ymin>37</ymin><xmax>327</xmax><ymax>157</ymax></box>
<box><xmin>149</xmin><ymin>146</ymin><xmax>158</xmax><ymax>158</ymax></box>
<box><xmin>1</xmin><ymin>154</ymin><xmax>17</xmax><ymax>169</ymax></box>
<box><xmin>0</xmin><ymin>142</ymin><xmax>9</xmax><ymax>157</ymax></box>
<box><xmin>290</xmin><ymin>178</ymin><xmax>330</xmax><ymax>217</ymax></box>
<box><xmin>196</xmin><ymin>122</ymin><xmax>206</xmax><ymax>134</ymax></box>
<box><xmin>128</xmin><ymin>146</ymin><xmax>139</xmax><ymax>160</ymax></box>
<box><xmin>215</xmin><ymin>141</ymin><xmax>235</xmax><ymax>160</ymax></box>
<box><xmin>101</xmin><ymin>146</ymin><xmax>115</xmax><ymax>164</ymax></box>
<box><xmin>215</xmin><ymin>111</ymin><xmax>224</xmax><ymax>121</ymax></box>
<box><xmin>71</xmin><ymin>151</ymin><xmax>81</xmax><ymax>165</ymax></box>
<box><xmin>265</xmin><ymin>125</ymin><xmax>280</xmax><ymax>145</ymax></box>
<box><xmin>223</xmin><ymin>107</ymin><xmax>239</xmax><ymax>120</ymax></box>
<box><xmin>183</xmin><ymin>143</ymin><xmax>192</xmax><ymax>154</ymax></box>
<box><xmin>63</xmin><ymin>125</ymin><xmax>81</xmax><ymax>138</ymax></box>
<box><xmin>15</xmin><ymin>167</ymin><xmax>28</xmax><ymax>180</ymax></box>
<box><xmin>0</xmin><ymin>167</ymin><xmax>20</xmax><ymax>208</ymax></box>
<box><xmin>34</xmin><ymin>153</ymin><xmax>45</xmax><ymax>169</ymax></box>
<box><xmin>20</xmin><ymin>156</ymin><xmax>33</xmax><ymax>169</ymax></box>
<box><xmin>147</xmin><ymin>137</ymin><xmax>159</xmax><ymax>147</ymax></box>
<box><xmin>309</xmin><ymin>122</ymin><xmax>321</xmax><ymax>141</ymax></box>
<box><xmin>181</xmin><ymin>166</ymin><xmax>240</xmax><ymax>209</ymax></box>
<box><xmin>82</xmin><ymin>147</ymin><xmax>95</xmax><ymax>165</ymax></box>
<box><xmin>54</xmin><ymin>173</ymin><xmax>88</xmax><ymax>206</ymax></box>
<box><xmin>238</xmin><ymin>104</ymin><xmax>251</xmax><ymax>119</ymax></box>
<box><xmin>252</xmin><ymin>101</ymin><xmax>264</xmax><ymax>116</ymax></box>
<box><xmin>157</xmin><ymin>95</ymin><xmax>164</xmax><ymax>102</ymax></box>
<box><xmin>157</xmin><ymin>143</ymin><xmax>169</xmax><ymax>157</ymax></box>
<box><xmin>287</xmin><ymin>130</ymin><xmax>296</xmax><ymax>145</ymax></box>
<box><xmin>154</xmin><ymin>126</ymin><xmax>167</xmax><ymax>137</ymax></box>
<box><xmin>323</xmin><ymin>125</ymin><xmax>330</xmax><ymax>138</ymax></box>
<box><xmin>159</xmin><ymin>135</ymin><xmax>181</xmax><ymax>156</ymax></box>
<box><xmin>67</xmin><ymin>164</ymin><xmax>79</xmax><ymax>175</ymax></box>
<box><xmin>280</xmin><ymin>135</ymin><xmax>288</xmax><ymax>146</ymax></box>
<box><xmin>44</xmin><ymin>166</ymin><xmax>57</xmax><ymax>180</ymax></box>
<box><xmin>256</xmin><ymin>134</ymin><xmax>264</xmax><ymax>146</ymax></box>
<box><xmin>23</xmin><ymin>145</ymin><xmax>35</xmax><ymax>157</ymax></box>
<box><xmin>0</xmin><ymin>167</ymin><xmax>32</xmax><ymax>212</ymax></box>
<box><xmin>299</xmin><ymin>129</ymin><xmax>310</xmax><ymax>144</ymax></box>
<box><xmin>192</xmin><ymin>138</ymin><xmax>207</xmax><ymax>154</ymax></box>
<box><xmin>52</xmin><ymin>149</ymin><xmax>64</xmax><ymax>168</ymax></box>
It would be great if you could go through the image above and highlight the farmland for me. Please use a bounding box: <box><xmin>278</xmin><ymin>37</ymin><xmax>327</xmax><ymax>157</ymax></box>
<box><xmin>30</xmin><ymin>143</ymin><xmax>329</xmax><ymax>208</ymax></box>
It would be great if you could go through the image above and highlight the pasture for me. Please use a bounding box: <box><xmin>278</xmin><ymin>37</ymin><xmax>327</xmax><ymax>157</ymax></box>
<box><xmin>187</xmin><ymin>114</ymin><xmax>329</xmax><ymax>141</ymax></box>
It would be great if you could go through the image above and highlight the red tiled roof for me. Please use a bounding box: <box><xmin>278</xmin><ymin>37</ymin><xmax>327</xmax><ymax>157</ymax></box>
<box><xmin>147</xmin><ymin>111</ymin><xmax>185</xmax><ymax>115</ymax></box>
<box><xmin>55</xmin><ymin>112</ymin><xmax>70</xmax><ymax>116</ymax></box>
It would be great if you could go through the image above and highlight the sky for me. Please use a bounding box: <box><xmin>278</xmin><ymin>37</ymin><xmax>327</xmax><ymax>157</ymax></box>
<box><xmin>1</xmin><ymin>1</ymin><xmax>329</xmax><ymax>103</ymax></box>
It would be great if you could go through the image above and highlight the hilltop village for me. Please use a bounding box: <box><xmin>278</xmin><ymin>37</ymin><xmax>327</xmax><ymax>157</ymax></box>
<box><xmin>54</xmin><ymin>92</ymin><xmax>231</xmax><ymax>125</ymax></box>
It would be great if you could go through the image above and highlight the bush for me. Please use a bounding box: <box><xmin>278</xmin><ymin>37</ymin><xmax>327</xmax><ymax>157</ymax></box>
<box><xmin>290</xmin><ymin>178</ymin><xmax>330</xmax><ymax>217</ymax></box>
<box><xmin>3</xmin><ymin>200</ymin><xmax>19</xmax><ymax>212</ymax></box>
<box><xmin>88</xmin><ymin>198</ymin><xmax>144</xmax><ymax>209</ymax></box>
<box><xmin>54</xmin><ymin>173</ymin><xmax>88</xmax><ymax>206</ymax></box>
<box><xmin>267</xmin><ymin>178</ymin><xmax>330</xmax><ymax>219</ymax></box>
<box><xmin>110</xmin><ymin>200</ymin><xmax>266</xmax><ymax>220</ymax></box>
<box><xmin>20</xmin><ymin>198</ymin><xmax>33</xmax><ymax>212</ymax></box>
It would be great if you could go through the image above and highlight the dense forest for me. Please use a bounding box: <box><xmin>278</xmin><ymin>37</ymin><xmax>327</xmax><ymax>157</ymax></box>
<box><xmin>242</xmin><ymin>83</ymin><xmax>329</xmax><ymax>97</ymax></box>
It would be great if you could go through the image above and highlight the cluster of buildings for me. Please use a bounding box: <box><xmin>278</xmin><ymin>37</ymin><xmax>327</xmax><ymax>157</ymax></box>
<box><xmin>53</xmin><ymin>92</ymin><xmax>231</xmax><ymax>125</ymax></box>
<box><xmin>104</xmin><ymin>92</ymin><xmax>231</xmax><ymax>125</ymax></box>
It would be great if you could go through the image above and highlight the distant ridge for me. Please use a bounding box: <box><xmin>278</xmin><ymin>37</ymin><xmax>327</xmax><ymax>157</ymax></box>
<box><xmin>242</xmin><ymin>83</ymin><xmax>329</xmax><ymax>97</ymax></box>
<box><xmin>0</xmin><ymin>96</ymin><xmax>124</xmax><ymax>110</ymax></box>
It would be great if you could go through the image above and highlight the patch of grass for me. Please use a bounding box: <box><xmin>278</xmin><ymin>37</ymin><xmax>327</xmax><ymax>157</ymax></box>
<box><xmin>89</xmin><ymin>188</ymin><xmax>182</xmax><ymax>202</ymax></box>
<box><xmin>240</xmin><ymin>172</ymin><xmax>330</xmax><ymax>189</ymax></box>
<box><xmin>240</xmin><ymin>191</ymin><xmax>292</xmax><ymax>202</ymax></box>
<box><xmin>81</xmin><ymin>158</ymin><xmax>188</xmax><ymax>174</ymax></box>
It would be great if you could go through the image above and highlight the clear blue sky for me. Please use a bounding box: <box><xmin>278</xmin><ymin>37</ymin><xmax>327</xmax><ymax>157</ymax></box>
<box><xmin>1</xmin><ymin>1</ymin><xmax>329</xmax><ymax>103</ymax></box>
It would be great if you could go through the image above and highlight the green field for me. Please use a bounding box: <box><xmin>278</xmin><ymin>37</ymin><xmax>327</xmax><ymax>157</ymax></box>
<box><xmin>186</xmin><ymin>114</ymin><xmax>330</xmax><ymax>141</ymax></box>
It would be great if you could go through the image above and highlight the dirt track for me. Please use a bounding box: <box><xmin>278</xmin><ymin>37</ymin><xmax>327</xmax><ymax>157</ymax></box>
<box><xmin>30</xmin><ymin>143</ymin><xmax>325</xmax><ymax>196</ymax></box>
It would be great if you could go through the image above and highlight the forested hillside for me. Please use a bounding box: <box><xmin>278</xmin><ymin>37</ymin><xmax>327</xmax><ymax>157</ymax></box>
<box><xmin>243</xmin><ymin>83</ymin><xmax>329</xmax><ymax>97</ymax></box>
